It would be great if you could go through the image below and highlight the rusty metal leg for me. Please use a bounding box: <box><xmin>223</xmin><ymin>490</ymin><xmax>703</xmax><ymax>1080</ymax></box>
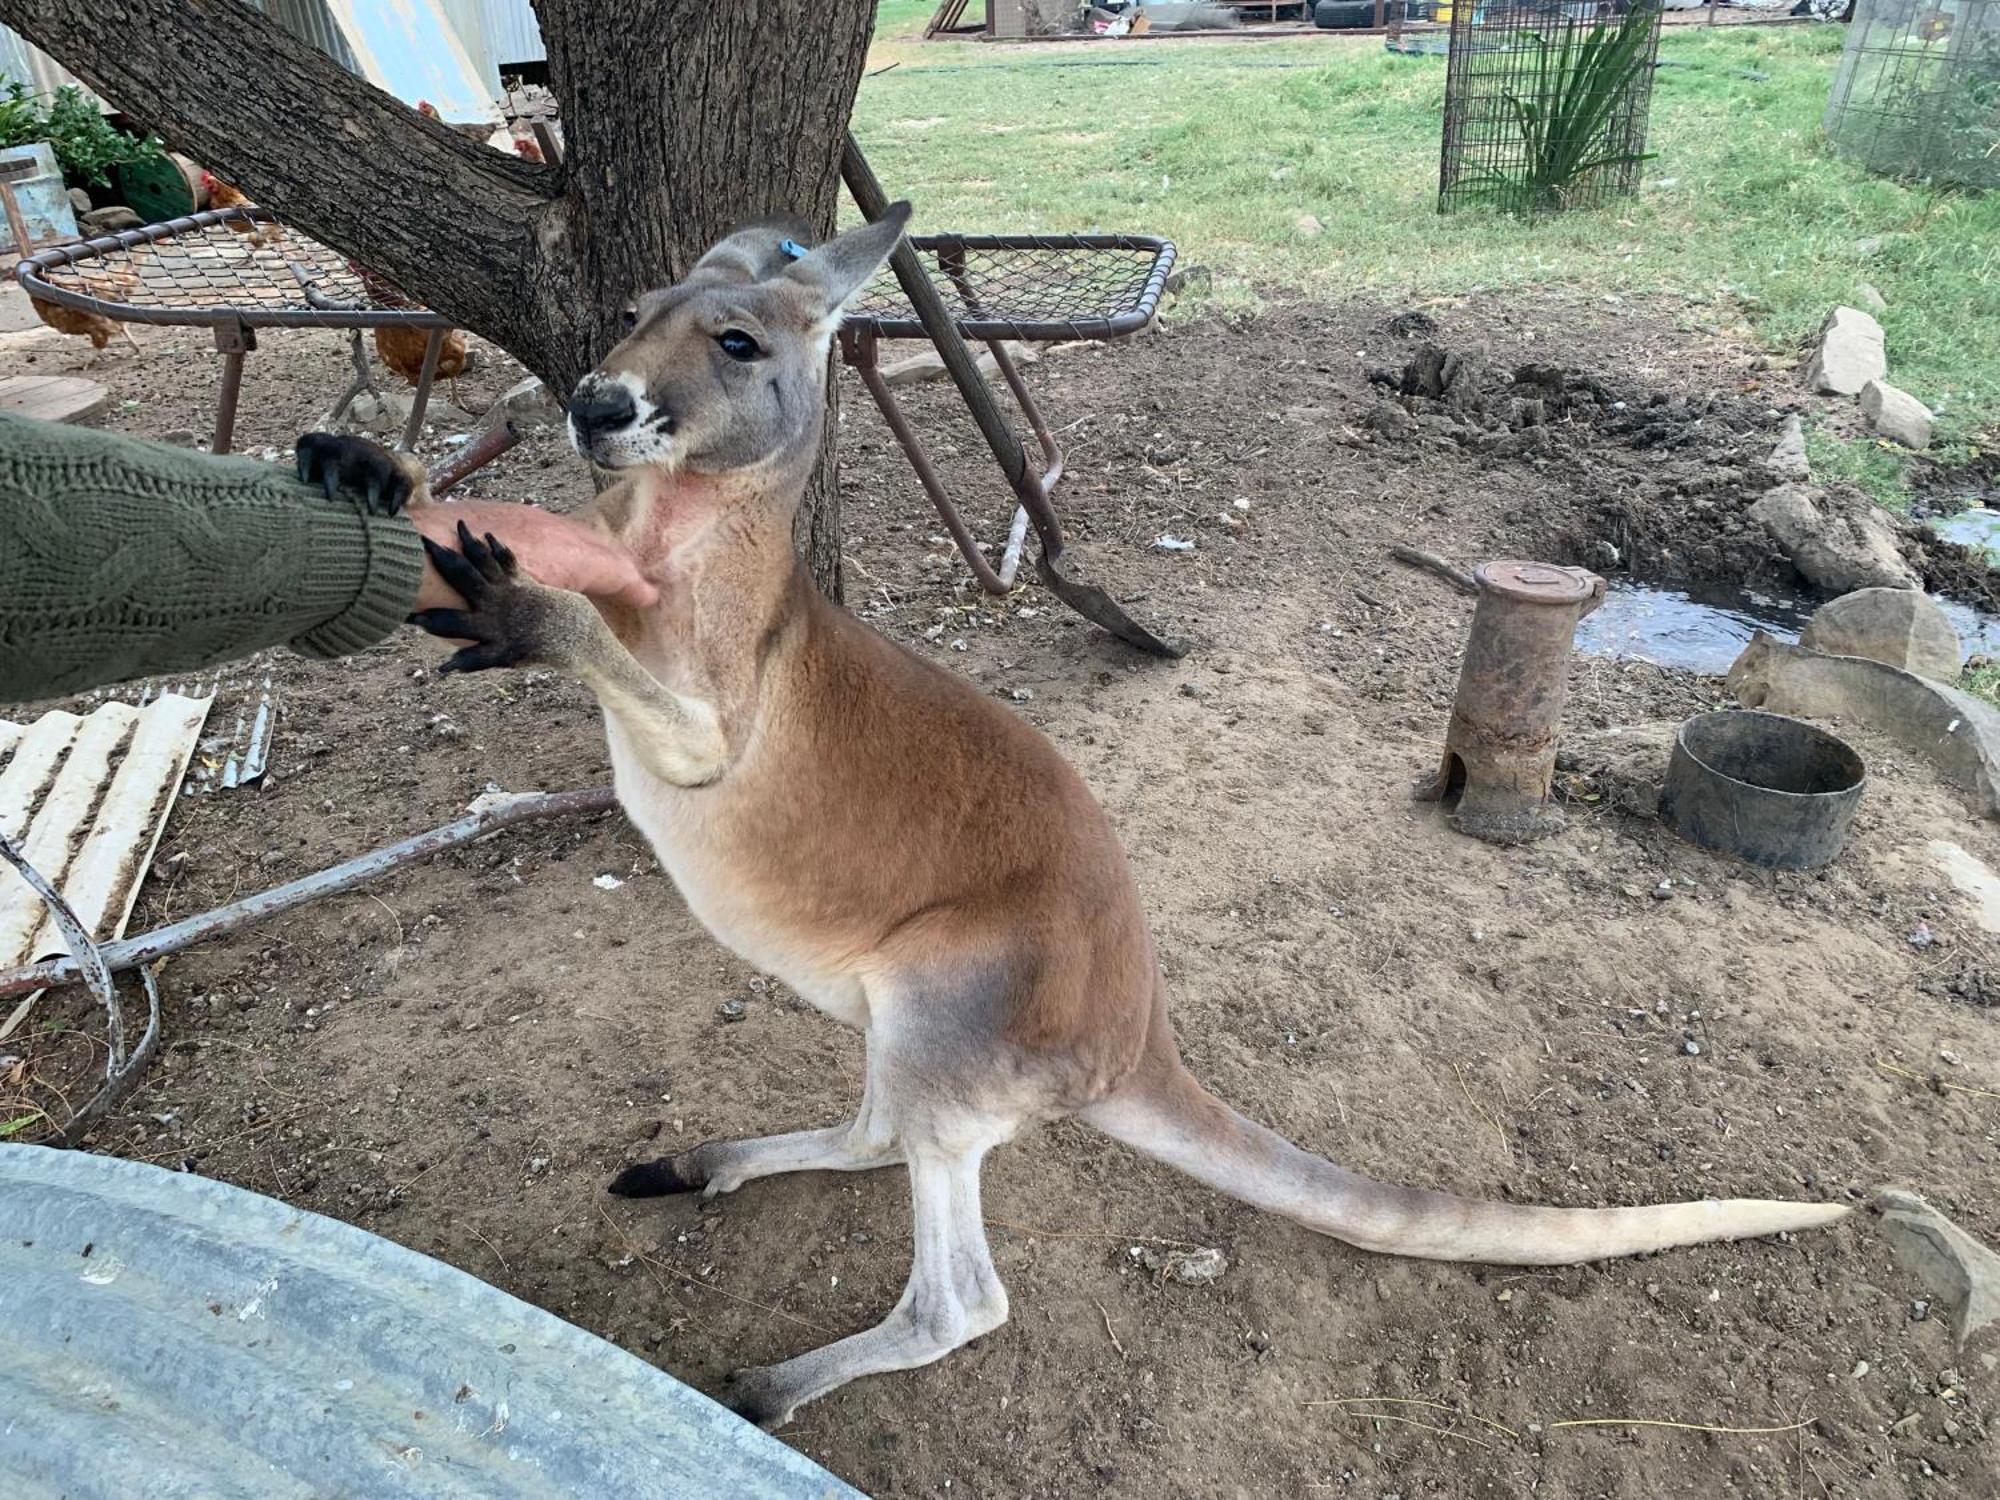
<box><xmin>211</xmin><ymin>322</ymin><xmax>255</xmax><ymax>455</ymax></box>
<box><xmin>398</xmin><ymin>327</ymin><xmax>445</xmax><ymax>452</ymax></box>
<box><xmin>842</xmin><ymin>328</ymin><xmax>1011</xmax><ymax>596</ymax></box>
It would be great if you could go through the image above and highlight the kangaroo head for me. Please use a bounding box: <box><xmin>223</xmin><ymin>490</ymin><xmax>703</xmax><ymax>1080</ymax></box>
<box><xmin>567</xmin><ymin>204</ymin><xmax>912</xmax><ymax>476</ymax></box>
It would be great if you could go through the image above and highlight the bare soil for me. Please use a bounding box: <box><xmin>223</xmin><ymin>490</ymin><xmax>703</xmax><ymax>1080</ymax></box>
<box><xmin>4</xmin><ymin>288</ymin><xmax>1997</xmax><ymax>1499</ymax></box>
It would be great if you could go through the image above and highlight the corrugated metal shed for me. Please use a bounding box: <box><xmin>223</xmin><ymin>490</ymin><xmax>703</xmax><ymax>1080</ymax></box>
<box><xmin>0</xmin><ymin>1144</ymin><xmax>862</xmax><ymax>1500</ymax></box>
<box><xmin>471</xmin><ymin>0</ymin><xmax>549</xmax><ymax>69</ymax></box>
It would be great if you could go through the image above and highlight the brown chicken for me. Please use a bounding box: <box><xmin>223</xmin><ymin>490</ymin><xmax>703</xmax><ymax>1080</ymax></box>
<box><xmin>30</xmin><ymin>265</ymin><xmax>141</xmax><ymax>356</ymax></box>
<box><xmin>200</xmin><ymin>171</ymin><xmax>282</xmax><ymax>250</ymax></box>
<box><xmin>373</xmin><ymin>324</ymin><xmax>469</xmax><ymax>401</ymax></box>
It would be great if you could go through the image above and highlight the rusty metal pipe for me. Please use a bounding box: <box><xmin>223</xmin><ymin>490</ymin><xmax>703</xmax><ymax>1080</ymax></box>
<box><xmin>1417</xmin><ymin>561</ymin><xmax>1605</xmax><ymax>844</ymax></box>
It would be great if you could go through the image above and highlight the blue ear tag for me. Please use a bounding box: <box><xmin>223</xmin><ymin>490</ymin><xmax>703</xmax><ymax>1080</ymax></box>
<box><xmin>779</xmin><ymin>238</ymin><xmax>810</xmax><ymax>261</ymax></box>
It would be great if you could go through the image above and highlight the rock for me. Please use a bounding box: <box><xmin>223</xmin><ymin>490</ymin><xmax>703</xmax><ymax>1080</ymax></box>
<box><xmin>1295</xmin><ymin>213</ymin><xmax>1324</xmax><ymax>237</ymax></box>
<box><xmin>67</xmin><ymin>187</ymin><xmax>93</xmax><ymax>215</ymax></box>
<box><xmin>1800</xmin><ymin>587</ymin><xmax>1961</xmax><ymax>683</ymax></box>
<box><xmin>1729</xmin><ymin>634</ymin><xmax>2000</xmax><ymax>819</ymax></box>
<box><xmin>334</xmin><ymin>388</ymin><xmax>472</xmax><ymax>435</ymax></box>
<box><xmin>1747</xmin><ymin>482</ymin><xmax>1918</xmax><ymax>592</ymax></box>
<box><xmin>1133</xmin><ymin>1244</ymin><xmax>1228</xmax><ymax>1286</ymax></box>
<box><xmin>478</xmin><ymin>375</ymin><xmax>564</xmax><ymax>434</ymax></box>
<box><xmin>1875</xmin><ymin>1188</ymin><xmax>2000</xmax><ymax>1359</ymax></box>
<box><xmin>1766</xmin><ymin>413</ymin><xmax>1811</xmax><ymax>482</ymax></box>
<box><xmin>1860</xmin><ymin>379</ymin><xmax>1932</xmax><ymax>450</ymax></box>
<box><xmin>1857</xmin><ymin>282</ymin><xmax>1887</xmax><ymax>311</ymax></box>
<box><xmin>1803</xmin><ymin>307</ymin><xmax>1887</xmax><ymax>396</ymax></box>
<box><xmin>878</xmin><ymin>341</ymin><xmax>1038</xmax><ymax>388</ymax></box>
<box><xmin>77</xmin><ymin>205</ymin><xmax>143</xmax><ymax>237</ymax></box>
<box><xmin>717</xmin><ymin>998</ymin><xmax>747</xmax><ymax>1023</ymax></box>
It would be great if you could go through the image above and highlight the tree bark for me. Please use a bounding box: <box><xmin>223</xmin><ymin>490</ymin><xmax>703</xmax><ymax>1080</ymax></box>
<box><xmin>0</xmin><ymin>0</ymin><xmax>877</xmax><ymax>596</ymax></box>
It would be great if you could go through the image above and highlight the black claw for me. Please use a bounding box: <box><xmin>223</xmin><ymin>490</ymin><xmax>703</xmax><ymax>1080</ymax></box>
<box><xmin>484</xmin><ymin>531</ymin><xmax>517</xmax><ymax>575</ymax></box>
<box><xmin>422</xmin><ymin>534</ymin><xmax>489</xmax><ymax>601</ymax></box>
<box><xmin>606</xmin><ymin>1159</ymin><xmax>702</xmax><ymax>1197</ymax></box>
<box><xmin>440</xmin><ymin>641</ymin><xmax>523</xmax><ymax>674</ymax></box>
<box><xmin>408</xmin><ymin>608</ymin><xmax>478</xmax><ymax>639</ymax></box>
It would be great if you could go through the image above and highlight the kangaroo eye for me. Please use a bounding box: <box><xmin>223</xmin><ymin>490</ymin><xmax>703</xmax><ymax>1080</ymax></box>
<box><xmin>716</xmin><ymin>329</ymin><xmax>761</xmax><ymax>362</ymax></box>
<box><xmin>619</xmin><ymin>305</ymin><xmax>638</xmax><ymax>330</ymax></box>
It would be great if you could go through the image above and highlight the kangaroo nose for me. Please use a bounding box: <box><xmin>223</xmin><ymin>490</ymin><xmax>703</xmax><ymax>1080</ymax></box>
<box><xmin>568</xmin><ymin>379</ymin><xmax>639</xmax><ymax>436</ymax></box>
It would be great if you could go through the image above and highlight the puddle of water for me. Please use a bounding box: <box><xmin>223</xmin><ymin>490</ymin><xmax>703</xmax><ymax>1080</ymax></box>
<box><xmin>1931</xmin><ymin>506</ymin><xmax>2000</xmax><ymax>554</ymax></box>
<box><xmin>1578</xmin><ymin>579</ymin><xmax>1815</xmax><ymax>676</ymax></box>
<box><xmin>1930</xmin><ymin>840</ymin><xmax>2000</xmax><ymax>935</ymax></box>
<box><xmin>1578</xmin><ymin>578</ymin><xmax>2000</xmax><ymax>676</ymax></box>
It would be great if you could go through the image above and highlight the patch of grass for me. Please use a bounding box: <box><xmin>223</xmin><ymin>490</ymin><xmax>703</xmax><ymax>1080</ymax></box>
<box><xmin>1804</xmin><ymin>427</ymin><xmax>1915</xmax><ymax>513</ymax></box>
<box><xmin>1962</xmin><ymin>658</ymin><xmax>2000</xmax><ymax>705</ymax></box>
<box><xmin>855</xmin><ymin>24</ymin><xmax>2000</xmax><ymax>465</ymax></box>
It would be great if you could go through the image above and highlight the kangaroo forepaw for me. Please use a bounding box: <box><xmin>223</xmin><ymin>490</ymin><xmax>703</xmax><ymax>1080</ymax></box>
<box><xmin>410</xmin><ymin>521</ymin><xmax>547</xmax><ymax>674</ymax></box>
<box><xmin>295</xmin><ymin>431</ymin><xmax>419</xmax><ymax>516</ymax></box>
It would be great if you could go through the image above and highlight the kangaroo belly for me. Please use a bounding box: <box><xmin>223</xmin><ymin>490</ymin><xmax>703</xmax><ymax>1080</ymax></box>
<box><xmin>606</xmin><ymin>720</ymin><xmax>872</xmax><ymax>1028</ymax></box>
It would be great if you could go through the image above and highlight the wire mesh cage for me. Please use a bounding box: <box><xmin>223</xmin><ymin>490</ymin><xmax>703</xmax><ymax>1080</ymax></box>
<box><xmin>1385</xmin><ymin>0</ymin><xmax>1454</xmax><ymax>55</ymax></box>
<box><xmin>1825</xmin><ymin>0</ymin><xmax>2000</xmax><ymax>188</ymax></box>
<box><xmin>1438</xmin><ymin>0</ymin><xmax>1666</xmax><ymax>214</ymax></box>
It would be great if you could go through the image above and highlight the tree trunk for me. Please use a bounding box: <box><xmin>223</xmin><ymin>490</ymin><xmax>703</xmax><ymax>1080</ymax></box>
<box><xmin>0</xmin><ymin>0</ymin><xmax>877</xmax><ymax>597</ymax></box>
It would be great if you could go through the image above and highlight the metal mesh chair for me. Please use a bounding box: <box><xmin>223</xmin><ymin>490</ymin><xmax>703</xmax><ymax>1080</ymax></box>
<box><xmin>16</xmin><ymin>208</ymin><xmax>454</xmax><ymax>454</ymax></box>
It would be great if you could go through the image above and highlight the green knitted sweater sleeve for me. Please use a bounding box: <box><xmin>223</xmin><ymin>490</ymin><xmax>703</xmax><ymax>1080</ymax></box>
<box><xmin>0</xmin><ymin>414</ymin><xmax>425</xmax><ymax>704</ymax></box>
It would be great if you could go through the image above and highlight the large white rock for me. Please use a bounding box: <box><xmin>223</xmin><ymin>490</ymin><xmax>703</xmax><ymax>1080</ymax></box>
<box><xmin>1747</xmin><ymin>482</ymin><xmax>1918</xmax><ymax>592</ymax></box>
<box><xmin>1860</xmin><ymin>378</ymin><xmax>1933</xmax><ymax>450</ymax></box>
<box><xmin>477</xmin><ymin>376</ymin><xmax>564</xmax><ymax>435</ymax></box>
<box><xmin>1803</xmin><ymin>306</ymin><xmax>1887</xmax><ymax>396</ymax></box>
<box><xmin>1800</xmin><ymin>586</ymin><xmax>1961</xmax><ymax>682</ymax></box>
<box><xmin>1730</xmin><ymin>635</ymin><xmax>2000</xmax><ymax>821</ymax></box>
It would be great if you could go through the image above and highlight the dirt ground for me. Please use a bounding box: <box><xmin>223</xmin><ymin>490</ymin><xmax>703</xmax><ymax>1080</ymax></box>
<box><xmin>4</xmin><ymin>287</ymin><xmax>1997</xmax><ymax>1499</ymax></box>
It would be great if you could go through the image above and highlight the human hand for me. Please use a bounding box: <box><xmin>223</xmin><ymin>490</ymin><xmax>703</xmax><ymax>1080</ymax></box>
<box><xmin>410</xmin><ymin>501</ymin><xmax>657</xmax><ymax>612</ymax></box>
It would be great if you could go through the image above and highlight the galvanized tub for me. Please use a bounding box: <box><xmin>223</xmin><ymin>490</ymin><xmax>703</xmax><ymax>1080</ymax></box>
<box><xmin>0</xmin><ymin>1144</ymin><xmax>859</xmax><ymax>1500</ymax></box>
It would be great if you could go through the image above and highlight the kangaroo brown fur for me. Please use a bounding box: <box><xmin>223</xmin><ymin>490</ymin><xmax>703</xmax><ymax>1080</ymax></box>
<box><xmin>392</xmin><ymin>207</ymin><xmax>1847</xmax><ymax>1428</ymax></box>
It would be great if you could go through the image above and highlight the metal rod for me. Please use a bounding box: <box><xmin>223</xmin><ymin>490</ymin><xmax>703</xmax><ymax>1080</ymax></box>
<box><xmin>0</xmin><ymin>787</ymin><xmax>619</xmax><ymax>1001</ymax></box>
<box><xmin>211</xmin><ymin>324</ymin><xmax>251</xmax><ymax>455</ymax></box>
<box><xmin>430</xmin><ymin>419</ymin><xmax>522</xmax><ymax>497</ymax></box>
<box><xmin>840</xmin><ymin>135</ymin><xmax>1030</xmax><ymax>493</ymax></box>
<box><xmin>845</xmin><ymin>332</ymin><xmax>1009</xmax><ymax>595</ymax></box>
<box><xmin>399</xmin><ymin>326</ymin><xmax>446</xmax><ymax>452</ymax></box>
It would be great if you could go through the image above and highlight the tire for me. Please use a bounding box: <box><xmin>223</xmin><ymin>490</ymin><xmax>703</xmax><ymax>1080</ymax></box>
<box><xmin>1314</xmin><ymin>0</ymin><xmax>1376</xmax><ymax>28</ymax></box>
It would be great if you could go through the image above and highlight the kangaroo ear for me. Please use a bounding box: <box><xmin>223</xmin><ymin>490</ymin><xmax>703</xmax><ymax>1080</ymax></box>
<box><xmin>779</xmin><ymin>202</ymin><xmax>912</xmax><ymax>326</ymax></box>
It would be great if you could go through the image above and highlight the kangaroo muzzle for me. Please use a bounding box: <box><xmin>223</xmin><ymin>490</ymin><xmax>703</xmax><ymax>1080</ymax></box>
<box><xmin>568</xmin><ymin>371</ymin><xmax>675</xmax><ymax>469</ymax></box>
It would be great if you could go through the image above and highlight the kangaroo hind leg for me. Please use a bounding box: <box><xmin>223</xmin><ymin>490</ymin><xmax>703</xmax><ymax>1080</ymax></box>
<box><xmin>721</xmin><ymin>1125</ymin><xmax>1008</xmax><ymax>1429</ymax></box>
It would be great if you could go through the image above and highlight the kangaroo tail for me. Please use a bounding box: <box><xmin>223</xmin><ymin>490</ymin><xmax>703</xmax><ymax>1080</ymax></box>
<box><xmin>1081</xmin><ymin>1058</ymin><xmax>1847</xmax><ymax>1265</ymax></box>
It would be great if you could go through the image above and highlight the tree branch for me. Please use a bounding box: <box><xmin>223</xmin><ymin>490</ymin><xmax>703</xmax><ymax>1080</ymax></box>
<box><xmin>0</xmin><ymin>0</ymin><xmax>562</xmax><ymax>364</ymax></box>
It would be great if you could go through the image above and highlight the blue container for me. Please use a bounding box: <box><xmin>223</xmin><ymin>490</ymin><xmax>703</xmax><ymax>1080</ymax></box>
<box><xmin>0</xmin><ymin>141</ymin><xmax>79</xmax><ymax>253</ymax></box>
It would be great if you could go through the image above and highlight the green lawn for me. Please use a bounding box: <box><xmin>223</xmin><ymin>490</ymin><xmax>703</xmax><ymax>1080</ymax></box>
<box><xmin>857</xmin><ymin>9</ymin><xmax>1999</xmax><ymax>475</ymax></box>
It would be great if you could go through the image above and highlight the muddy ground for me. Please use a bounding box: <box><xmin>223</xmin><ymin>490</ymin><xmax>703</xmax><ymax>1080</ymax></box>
<box><xmin>4</xmin><ymin>288</ymin><xmax>1998</xmax><ymax>1499</ymax></box>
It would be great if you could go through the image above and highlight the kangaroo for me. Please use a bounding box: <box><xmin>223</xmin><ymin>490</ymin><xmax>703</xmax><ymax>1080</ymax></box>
<box><xmin>310</xmin><ymin>206</ymin><xmax>1846</xmax><ymax>1429</ymax></box>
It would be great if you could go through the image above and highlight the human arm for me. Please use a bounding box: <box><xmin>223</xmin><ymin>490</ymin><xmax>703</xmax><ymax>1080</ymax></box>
<box><xmin>0</xmin><ymin>416</ymin><xmax>652</xmax><ymax>704</ymax></box>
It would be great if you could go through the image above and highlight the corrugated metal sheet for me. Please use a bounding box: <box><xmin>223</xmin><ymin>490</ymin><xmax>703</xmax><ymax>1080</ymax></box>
<box><xmin>0</xmin><ymin>1144</ymin><xmax>861</xmax><ymax>1499</ymax></box>
<box><xmin>437</xmin><ymin>0</ymin><xmax>500</xmax><ymax>93</ymax></box>
<box><xmin>0</xmin><ymin>24</ymin><xmax>92</xmax><ymax>100</ymax></box>
<box><xmin>242</xmin><ymin>0</ymin><xmax>363</xmax><ymax>73</ymax></box>
<box><xmin>473</xmin><ymin>0</ymin><xmax>548</xmax><ymax>68</ymax></box>
<box><xmin>0</xmin><ymin>694</ymin><xmax>208</xmax><ymax>973</ymax></box>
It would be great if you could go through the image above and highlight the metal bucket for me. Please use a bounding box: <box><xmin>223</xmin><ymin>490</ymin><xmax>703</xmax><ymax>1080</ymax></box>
<box><xmin>1661</xmin><ymin>710</ymin><xmax>1866</xmax><ymax>871</ymax></box>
